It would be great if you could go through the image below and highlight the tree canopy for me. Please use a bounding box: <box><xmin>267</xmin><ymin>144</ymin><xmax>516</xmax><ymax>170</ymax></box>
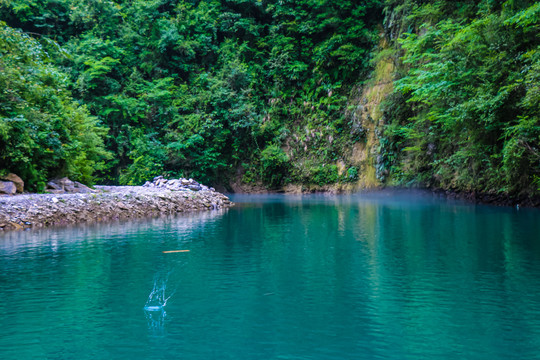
<box><xmin>380</xmin><ymin>0</ymin><xmax>540</xmax><ymax>195</ymax></box>
<box><xmin>1</xmin><ymin>0</ymin><xmax>539</xmax><ymax>196</ymax></box>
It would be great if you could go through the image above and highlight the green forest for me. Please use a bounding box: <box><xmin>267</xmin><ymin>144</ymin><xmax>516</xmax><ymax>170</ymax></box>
<box><xmin>1</xmin><ymin>0</ymin><xmax>538</xmax><ymax>196</ymax></box>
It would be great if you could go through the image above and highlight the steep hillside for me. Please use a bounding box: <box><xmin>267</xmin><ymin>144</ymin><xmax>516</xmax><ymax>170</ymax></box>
<box><xmin>375</xmin><ymin>0</ymin><xmax>540</xmax><ymax>197</ymax></box>
<box><xmin>1</xmin><ymin>0</ymin><xmax>383</xmax><ymax>190</ymax></box>
<box><xmin>1</xmin><ymin>0</ymin><xmax>538</xmax><ymax>198</ymax></box>
<box><xmin>0</xmin><ymin>23</ymin><xmax>109</xmax><ymax>191</ymax></box>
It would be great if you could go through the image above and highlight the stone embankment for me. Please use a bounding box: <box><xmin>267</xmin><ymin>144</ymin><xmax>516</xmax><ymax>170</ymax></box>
<box><xmin>0</xmin><ymin>177</ymin><xmax>232</xmax><ymax>231</ymax></box>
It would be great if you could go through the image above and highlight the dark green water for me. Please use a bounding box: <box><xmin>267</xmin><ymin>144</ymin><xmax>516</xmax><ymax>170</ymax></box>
<box><xmin>1</xmin><ymin>192</ymin><xmax>540</xmax><ymax>360</ymax></box>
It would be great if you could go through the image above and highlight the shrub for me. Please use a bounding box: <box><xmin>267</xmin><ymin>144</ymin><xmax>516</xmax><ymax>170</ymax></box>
<box><xmin>260</xmin><ymin>145</ymin><xmax>290</xmax><ymax>188</ymax></box>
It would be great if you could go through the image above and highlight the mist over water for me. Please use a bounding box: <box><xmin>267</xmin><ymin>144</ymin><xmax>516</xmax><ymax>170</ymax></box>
<box><xmin>1</xmin><ymin>192</ymin><xmax>540</xmax><ymax>360</ymax></box>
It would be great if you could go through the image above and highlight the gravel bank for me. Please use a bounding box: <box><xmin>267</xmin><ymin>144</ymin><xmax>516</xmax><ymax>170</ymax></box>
<box><xmin>0</xmin><ymin>186</ymin><xmax>232</xmax><ymax>231</ymax></box>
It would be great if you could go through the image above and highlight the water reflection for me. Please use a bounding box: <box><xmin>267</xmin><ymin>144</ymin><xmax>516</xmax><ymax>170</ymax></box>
<box><xmin>1</xmin><ymin>193</ymin><xmax>540</xmax><ymax>360</ymax></box>
<box><xmin>229</xmin><ymin>192</ymin><xmax>540</xmax><ymax>359</ymax></box>
<box><xmin>0</xmin><ymin>209</ymin><xmax>228</xmax><ymax>354</ymax></box>
<box><xmin>0</xmin><ymin>209</ymin><xmax>229</xmax><ymax>254</ymax></box>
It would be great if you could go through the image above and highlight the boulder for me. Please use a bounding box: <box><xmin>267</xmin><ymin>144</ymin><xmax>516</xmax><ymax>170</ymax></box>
<box><xmin>71</xmin><ymin>181</ymin><xmax>95</xmax><ymax>193</ymax></box>
<box><xmin>0</xmin><ymin>181</ymin><xmax>16</xmax><ymax>195</ymax></box>
<box><xmin>0</xmin><ymin>173</ymin><xmax>24</xmax><ymax>193</ymax></box>
<box><xmin>47</xmin><ymin>177</ymin><xmax>71</xmax><ymax>192</ymax></box>
<box><xmin>0</xmin><ymin>174</ymin><xmax>24</xmax><ymax>193</ymax></box>
<box><xmin>46</xmin><ymin>177</ymin><xmax>95</xmax><ymax>194</ymax></box>
<box><xmin>143</xmin><ymin>176</ymin><xmax>212</xmax><ymax>192</ymax></box>
<box><xmin>60</xmin><ymin>177</ymin><xmax>73</xmax><ymax>186</ymax></box>
<box><xmin>47</xmin><ymin>189</ymin><xmax>65</xmax><ymax>194</ymax></box>
<box><xmin>46</xmin><ymin>180</ymin><xmax>63</xmax><ymax>191</ymax></box>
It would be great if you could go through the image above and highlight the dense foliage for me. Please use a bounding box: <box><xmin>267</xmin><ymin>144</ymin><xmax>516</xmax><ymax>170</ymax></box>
<box><xmin>380</xmin><ymin>0</ymin><xmax>540</xmax><ymax>195</ymax></box>
<box><xmin>1</xmin><ymin>0</ymin><xmax>539</xmax><ymax>196</ymax></box>
<box><xmin>0</xmin><ymin>22</ymin><xmax>109</xmax><ymax>191</ymax></box>
<box><xmin>1</xmin><ymin>0</ymin><xmax>381</xmax><ymax>188</ymax></box>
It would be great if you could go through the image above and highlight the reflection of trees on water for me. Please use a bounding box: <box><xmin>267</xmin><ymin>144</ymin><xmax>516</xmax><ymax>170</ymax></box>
<box><xmin>0</xmin><ymin>209</ymin><xmax>229</xmax><ymax>254</ymax></box>
<box><xmin>2</xmin><ymin>194</ymin><xmax>540</xmax><ymax>357</ymax></box>
<box><xmin>356</xmin><ymin>202</ymin><xmax>540</xmax><ymax>358</ymax></box>
<box><xmin>228</xmin><ymin>194</ymin><xmax>540</xmax><ymax>358</ymax></box>
<box><xmin>0</xmin><ymin>209</ymin><xmax>229</xmax><ymax>341</ymax></box>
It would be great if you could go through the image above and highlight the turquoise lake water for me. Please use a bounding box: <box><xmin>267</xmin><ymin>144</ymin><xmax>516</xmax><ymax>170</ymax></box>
<box><xmin>1</xmin><ymin>191</ymin><xmax>540</xmax><ymax>359</ymax></box>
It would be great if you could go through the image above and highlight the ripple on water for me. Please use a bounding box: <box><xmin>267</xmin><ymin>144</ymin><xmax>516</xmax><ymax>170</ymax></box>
<box><xmin>1</xmin><ymin>194</ymin><xmax>540</xmax><ymax>360</ymax></box>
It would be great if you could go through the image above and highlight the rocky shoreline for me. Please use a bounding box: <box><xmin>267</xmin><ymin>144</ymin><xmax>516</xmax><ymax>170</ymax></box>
<box><xmin>1</xmin><ymin>178</ymin><xmax>536</xmax><ymax>233</ymax></box>
<box><xmin>0</xmin><ymin>184</ymin><xmax>232</xmax><ymax>232</ymax></box>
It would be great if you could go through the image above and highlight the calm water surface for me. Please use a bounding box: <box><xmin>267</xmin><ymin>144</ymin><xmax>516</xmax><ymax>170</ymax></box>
<box><xmin>1</xmin><ymin>191</ymin><xmax>540</xmax><ymax>360</ymax></box>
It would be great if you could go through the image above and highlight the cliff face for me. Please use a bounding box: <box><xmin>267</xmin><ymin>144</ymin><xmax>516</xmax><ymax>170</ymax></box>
<box><xmin>335</xmin><ymin>1</ymin><xmax>540</xmax><ymax>198</ymax></box>
<box><xmin>238</xmin><ymin>35</ymin><xmax>395</xmax><ymax>194</ymax></box>
<box><xmin>344</xmin><ymin>37</ymin><xmax>396</xmax><ymax>190</ymax></box>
